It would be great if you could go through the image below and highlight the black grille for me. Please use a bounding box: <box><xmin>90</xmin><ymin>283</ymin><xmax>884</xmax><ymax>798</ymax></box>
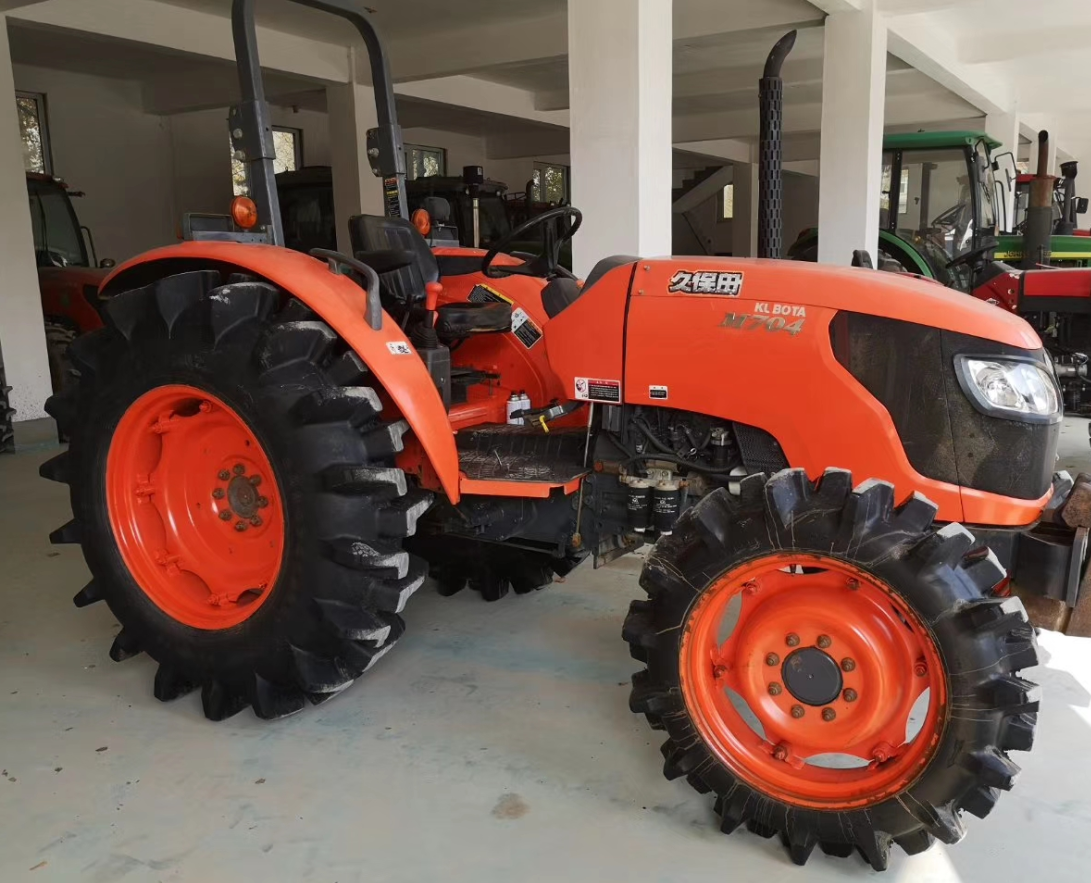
<box><xmin>831</xmin><ymin>313</ymin><xmax>1058</xmax><ymax>500</ymax></box>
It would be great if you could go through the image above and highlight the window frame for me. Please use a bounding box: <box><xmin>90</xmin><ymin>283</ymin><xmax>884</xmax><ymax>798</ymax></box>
<box><xmin>272</xmin><ymin>125</ymin><xmax>304</xmax><ymax>172</ymax></box>
<box><xmin>532</xmin><ymin>161</ymin><xmax>570</xmax><ymax>204</ymax></box>
<box><xmin>17</xmin><ymin>91</ymin><xmax>53</xmax><ymax>176</ymax></box>
<box><xmin>721</xmin><ymin>183</ymin><xmax>734</xmax><ymax>220</ymax></box>
<box><xmin>404</xmin><ymin>143</ymin><xmax>447</xmax><ymax>181</ymax></box>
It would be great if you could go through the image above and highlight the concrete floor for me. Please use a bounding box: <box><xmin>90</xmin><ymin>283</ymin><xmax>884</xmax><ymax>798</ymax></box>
<box><xmin>2</xmin><ymin>422</ymin><xmax>1091</xmax><ymax>882</ymax></box>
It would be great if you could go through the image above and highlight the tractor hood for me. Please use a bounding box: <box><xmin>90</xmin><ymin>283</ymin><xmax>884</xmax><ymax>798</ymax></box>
<box><xmin>640</xmin><ymin>257</ymin><xmax>1041</xmax><ymax>350</ymax></box>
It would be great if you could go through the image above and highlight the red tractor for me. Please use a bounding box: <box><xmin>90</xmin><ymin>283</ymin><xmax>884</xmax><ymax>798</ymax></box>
<box><xmin>40</xmin><ymin>3</ymin><xmax>1083</xmax><ymax>870</ymax></box>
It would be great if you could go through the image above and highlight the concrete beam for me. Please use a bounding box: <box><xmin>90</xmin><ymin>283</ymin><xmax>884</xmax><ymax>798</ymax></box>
<box><xmin>672</xmin><ymin>166</ymin><xmax>731</xmax><ymax>213</ymax></box>
<box><xmin>0</xmin><ymin>1</ymin><xmax>49</xmax><ymax>10</ymax></box>
<box><xmin>395</xmin><ymin>76</ymin><xmax>569</xmax><ymax>128</ymax></box>
<box><xmin>11</xmin><ymin>0</ymin><xmax>350</xmax><ymax>83</ymax></box>
<box><xmin>960</xmin><ymin>26</ymin><xmax>1091</xmax><ymax>65</ymax></box>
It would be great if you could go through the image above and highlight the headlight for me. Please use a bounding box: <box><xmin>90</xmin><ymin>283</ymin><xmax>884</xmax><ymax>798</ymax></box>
<box><xmin>955</xmin><ymin>356</ymin><xmax>1061</xmax><ymax>423</ymax></box>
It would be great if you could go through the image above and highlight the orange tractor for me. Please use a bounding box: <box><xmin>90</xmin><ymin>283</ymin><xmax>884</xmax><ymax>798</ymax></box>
<box><xmin>41</xmin><ymin>3</ymin><xmax>1080</xmax><ymax>870</ymax></box>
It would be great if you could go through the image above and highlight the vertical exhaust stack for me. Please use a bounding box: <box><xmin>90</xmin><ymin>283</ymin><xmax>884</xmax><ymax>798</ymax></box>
<box><xmin>1022</xmin><ymin>130</ymin><xmax>1054</xmax><ymax>269</ymax></box>
<box><xmin>757</xmin><ymin>30</ymin><xmax>797</xmax><ymax>259</ymax></box>
<box><xmin>1057</xmin><ymin>161</ymin><xmax>1079</xmax><ymax>236</ymax></box>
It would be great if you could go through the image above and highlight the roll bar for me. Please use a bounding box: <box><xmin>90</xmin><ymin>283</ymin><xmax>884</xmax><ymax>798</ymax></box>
<box><xmin>229</xmin><ymin>0</ymin><xmax>407</xmax><ymax>246</ymax></box>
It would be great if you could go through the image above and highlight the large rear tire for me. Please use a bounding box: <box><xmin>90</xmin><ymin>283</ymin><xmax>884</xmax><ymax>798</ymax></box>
<box><xmin>624</xmin><ymin>468</ymin><xmax>1039</xmax><ymax>869</ymax></box>
<box><xmin>40</xmin><ymin>270</ymin><xmax>431</xmax><ymax>720</ymax></box>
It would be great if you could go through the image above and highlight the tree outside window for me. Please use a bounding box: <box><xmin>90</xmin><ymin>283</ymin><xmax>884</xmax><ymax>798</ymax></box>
<box><xmin>231</xmin><ymin>126</ymin><xmax>304</xmax><ymax>196</ymax></box>
<box><xmin>531</xmin><ymin>162</ymin><xmax>569</xmax><ymax>204</ymax></box>
<box><xmin>404</xmin><ymin>145</ymin><xmax>445</xmax><ymax>180</ymax></box>
<box><xmin>17</xmin><ymin>92</ymin><xmax>51</xmax><ymax>175</ymax></box>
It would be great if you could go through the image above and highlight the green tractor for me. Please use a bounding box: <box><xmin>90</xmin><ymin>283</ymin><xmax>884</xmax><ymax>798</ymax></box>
<box><xmin>996</xmin><ymin>161</ymin><xmax>1091</xmax><ymax>266</ymax></box>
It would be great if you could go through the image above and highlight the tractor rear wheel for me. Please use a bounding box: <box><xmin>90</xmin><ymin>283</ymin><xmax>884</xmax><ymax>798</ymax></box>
<box><xmin>40</xmin><ymin>270</ymin><xmax>431</xmax><ymax>720</ymax></box>
<box><xmin>624</xmin><ymin>469</ymin><xmax>1039</xmax><ymax>869</ymax></box>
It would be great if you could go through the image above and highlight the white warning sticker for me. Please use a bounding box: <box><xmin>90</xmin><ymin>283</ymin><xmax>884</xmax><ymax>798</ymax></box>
<box><xmin>510</xmin><ymin>307</ymin><xmax>542</xmax><ymax>348</ymax></box>
<box><xmin>575</xmin><ymin>377</ymin><xmax>621</xmax><ymax>403</ymax></box>
<box><xmin>649</xmin><ymin>385</ymin><xmax>668</xmax><ymax>400</ymax></box>
<box><xmin>386</xmin><ymin>341</ymin><xmax>412</xmax><ymax>355</ymax></box>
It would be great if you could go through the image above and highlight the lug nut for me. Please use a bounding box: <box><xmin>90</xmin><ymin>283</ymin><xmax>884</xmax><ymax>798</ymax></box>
<box><xmin>250</xmin><ymin>475</ymin><xmax>262</xmax><ymax>486</ymax></box>
<box><xmin>235</xmin><ymin>521</ymin><xmax>249</xmax><ymax>532</ymax></box>
<box><xmin>785</xmin><ymin>633</ymin><xmax>800</xmax><ymax>647</ymax></box>
<box><xmin>914</xmin><ymin>661</ymin><xmax>928</xmax><ymax>678</ymax></box>
<box><xmin>765</xmin><ymin>653</ymin><xmax>780</xmax><ymax>667</ymax></box>
<box><xmin>218</xmin><ymin>470</ymin><xmax>231</xmax><ymax>481</ymax></box>
<box><xmin>847</xmin><ymin>577</ymin><xmax>859</xmax><ymax>590</ymax></box>
<box><xmin>768</xmin><ymin>682</ymin><xmax>783</xmax><ymax>696</ymax></box>
<box><xmin>841</xmin><ymin>657</ymin><xmax>856</xmax><ymax>672</ymax></box>
<box><xmin>212</xmin><ymin>488</ymin><xmax>225</xmax><ymax>500</ymax></box>
<box><xmin>256</xmin><ymin>496</ymin><xmax>269</xmax><ymax>508</ymax></box>
<box><xmin>250</xmin><ymin>516</ymin><xmax>263</xmax><ymax>527</ymax></box>
<box><xmin>843</xmin><ymin>688</ymin><xmax>858</xmax><ymax>702</ymax></box>
<box><xmin>816</xmin><ymin>634</ymin><xmax>832</xmax><ymax>649</ymax></box>
<box><xmin>822</xmin><ymin>707</ymin><xmax>836</xmax><ymax>722</ymax></box>
<box><xmin>219</xmin><ymin>510</ymin><xmax>232</xmax><ymax>521</ymax></box>
<box><xmin>233</xmin><ymin>464</ymin><xmax>246</xmax><ymax>475</ymax></box>
<box><xmin>790</xmin><ymin>704</ymin><xmax>805</xmax><ymax>719</ymax></box>
<box><xmin>712</xmin><ymin>665</ymin><xmax>727</xmax><ymax>679</ymax></box>
<box><xmin>773</xmin><ymin>744</ymin><xmax>789</xmax><ymax>761</ymax></box>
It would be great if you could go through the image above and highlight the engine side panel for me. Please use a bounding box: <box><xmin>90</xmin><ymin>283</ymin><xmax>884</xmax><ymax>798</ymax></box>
<box><xmin>623</xmin><ymin>259</ymin><xmax>1049</xmax><ymax>525</ymax></box>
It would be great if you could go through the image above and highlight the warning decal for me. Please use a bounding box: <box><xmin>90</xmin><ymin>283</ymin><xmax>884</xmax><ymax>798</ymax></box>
<box><xmin>575</xmin><ymin>377</ymin><xmax>621</xmax><ymax>403</ymax></box>
<box><xmin>649</xmin><ymin>385</ymin><xmax>668</xmax><ymax>400</ymax></box>
<box><xmin>510</xmin><ymin>307</ymin><xmax>542</xmax><ymax>348</ymax></box>
<box><xmin>468</xmin><ymin>285</ymin><xmax>542</xmax><ymax>349</ymax></box>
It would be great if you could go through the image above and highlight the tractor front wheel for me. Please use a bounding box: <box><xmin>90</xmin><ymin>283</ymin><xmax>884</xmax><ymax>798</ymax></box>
<box><xmin>41</xmin><ymin>270</ymin><xmax>431</xmax><ymax>720</ymax></box>
<box><xmin>624</xmin><ymin>469</ymin><xmax>1039</xmax><ymax>869</ymax></box>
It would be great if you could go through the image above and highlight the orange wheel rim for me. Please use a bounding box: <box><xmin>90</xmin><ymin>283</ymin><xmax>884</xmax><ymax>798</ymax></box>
<box><xmin>106</xmin><ymin>384</ymin><xmax>285</xmax><ymax>630</ymax></box>
<box><xmin>679</xmin><ymin>553</ymin><xmax>947</xmax><ymax>810</ymax></box>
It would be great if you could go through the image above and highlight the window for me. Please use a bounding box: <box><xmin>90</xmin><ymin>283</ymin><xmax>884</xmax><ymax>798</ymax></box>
<box><xmin>531</xmin><ymin>162</ymin><xmax>569</xmax><ymax>204</ymax></box>
<box><xmin>405</xmin><ymin>144</ymin><xmax>446</xmax><ymax>181</ymax></box>
<box><xmin>230</xmin><ymin>125</ymin><xmax>304</xmax><ymax>196</ymax></box>
<box><xmin>17</xmin><ymin>92</ymin><xmax>51</xmax><ymax>175</ymax></box>
<box><xmin>722</xmin><ymin>184</ymin><xmax>734</xmax><ymax>220</ymax></box>
<box><xmin>27</xmin><ymin>177</ymin><xmax>88</xmax><ymax>268</ymax></box>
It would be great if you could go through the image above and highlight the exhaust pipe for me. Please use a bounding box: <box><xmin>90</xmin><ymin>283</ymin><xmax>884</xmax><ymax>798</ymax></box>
<box><xmin>1022</xmin><ymin>130</ymin><xmax>1054</xmax><ymax>269</ymax></box>
<box><xmin>1057</xmin><ymin>160</ymin><xmax>1079</xmax><ymax>236</ymax></box>
<box><xmin>757</xmin><ymin>30</ymin><xmax>797</xmax><ymax>259</ymax></box>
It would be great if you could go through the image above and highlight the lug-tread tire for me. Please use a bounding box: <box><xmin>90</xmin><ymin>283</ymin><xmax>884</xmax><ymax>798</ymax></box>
<box><xmin>40</xmin><ymin>270</ymin><xmax>430</xmax><ymax>720</ymax></box>
<box><xmin>624</xmin><ymin>468</ymin><xmax>1039</xmax><ymax>869</ymax></box>
<box><xmin>409</xmin><ymin>535</ymin><xmax>583</xmax><ymax>602</ymax></box>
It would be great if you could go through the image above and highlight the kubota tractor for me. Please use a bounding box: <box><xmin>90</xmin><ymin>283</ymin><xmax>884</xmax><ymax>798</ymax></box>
<box><xmin>39</xmin><ymin>4</ymin><xmax>1087</xmax><ymax>870</ymax></box>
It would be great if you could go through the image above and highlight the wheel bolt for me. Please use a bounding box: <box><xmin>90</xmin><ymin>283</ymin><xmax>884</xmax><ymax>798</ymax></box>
<box><xmin>914</xmin><ymin>662</ymin><xmax>928</xmax><ymax>678</ymax></box>
<box><xmin>816</xmin><ymin>634</ymin><xmax>831</xmax><ymax>649</ymax></box>
<box><xmin>843</xmin><ymin>688</ymin><xmax>858</xmax><ymax>702</ymax></box>
<box><xmin>218</xmin><ymin>470</ymin><xmax>230</xmax><ymax>481</ymax></box>
<box><xmin>219</xmin><ymin>511</ymin><xmax>232</xmax><ymax>521</ymax></box>
<box><xmin>785</xmin><ymin>633</ymin><xmax>800</xmax><ymax>647</ymax></box>
<box><xmin>773</xmin><ymin>744</ymin><xmax>789</xmax><ymax>762</ymax></box>
<box><xmin>790</xmin><ymin>704</ymin><xmax>805</xmax><ymax>719</ymax></box>
<box><xmin>712</xmin><ymin>665</ymin><xmax>727</xmax><ymax>679</ymax></box>
<box><xmin>250</xmin><ymin>475</ymin><xmax>262</xmax><ymax>486</ymax></box>
<box><xmin>199</xmin><ymin>401</ymin><xmax>211</xmax><ymax>413</ymax></box>
<box><xmin>847</xmin><ymin>577</ymin><xmax>859</xmax><ymax>589</ymax></box>
<box><xmin>765</xmin><ymin>653</ymin><xmax>780</xmax><ymax>666</ymax></box>
<box><xmin>235</xmin><ymin>521</ymin><xmax>249</xmax><ymax>532</ymax></box>
<box><xmin>841</xmin><ymin>657</ymin><xmax>856</xmax><ymax>672</ymax></box>
<box><xmin>233</xmin><ymin>464</ymin><xmax>246</xmax><ymax>475</ymax></box>
<box><xmin>822</xmin><ymin>707</ymin><xmax>836</xmax><ymax>722</ymax></box>
<box><xmin>212</xmin><ymin>488</ymin><xmax>225</xmax><ymax>500</ymax></box>
<box><xmin>768</xmin><ymin>682</ymin><xmax>783</xmax><ymax>696</ymax></box>
<box><xmin>256</xmin><ymin>497</ymin><xmax>269</xmax><ymax>509</ymax></box>
<box><xmin>250</xmin><ymin>516</ymin><xmax>263</xmax><ymax>527</ymax></box>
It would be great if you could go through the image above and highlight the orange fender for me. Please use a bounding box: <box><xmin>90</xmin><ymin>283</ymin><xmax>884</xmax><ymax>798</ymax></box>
<box><xmin>102</xmin><ymin>241</ymin><xmax>460</xmax><ymax>503</ymax></box>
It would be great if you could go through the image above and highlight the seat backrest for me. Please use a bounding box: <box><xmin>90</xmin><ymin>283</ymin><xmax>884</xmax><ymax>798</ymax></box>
<box><xmin>349</xmin><ymin>214</ymin><xmax>439</xmax><ymax>307</ymax></box>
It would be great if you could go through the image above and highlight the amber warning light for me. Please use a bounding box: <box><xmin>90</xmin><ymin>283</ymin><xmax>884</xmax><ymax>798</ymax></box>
<box><xmin>231</xmin><ymin>196</ymin><xmax>259</xmax><ymax>230</ymax></box>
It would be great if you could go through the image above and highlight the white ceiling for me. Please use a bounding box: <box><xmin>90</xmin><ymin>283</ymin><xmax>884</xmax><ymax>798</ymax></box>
<box><xmin>8</xmin><ymin>0</ymin><xmax>1090</xmax><ymax>165</ymax></box>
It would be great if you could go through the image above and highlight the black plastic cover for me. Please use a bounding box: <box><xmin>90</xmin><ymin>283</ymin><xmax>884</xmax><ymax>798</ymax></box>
<box><xmin>830</xmin><ymin>312</ymin><xmax>1059</xmax><ymax>500</ymax></box>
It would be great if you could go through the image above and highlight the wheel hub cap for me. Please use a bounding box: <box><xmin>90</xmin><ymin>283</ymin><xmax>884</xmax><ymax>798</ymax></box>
<box><xmin>782</xmin><ymin>647</ymin><xmax>843</xmax><ymax>707</ymax></box>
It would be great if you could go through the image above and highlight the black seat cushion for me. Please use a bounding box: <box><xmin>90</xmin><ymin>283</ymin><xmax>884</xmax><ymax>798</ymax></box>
<box><xmin>435</xmin><ymin>302</ymin><xmax>512</xmax><ymax>340</ymax></box>
<box><xmin>540</xmin><ymin>255</ymin><xmax>639</xmax><ymax>319</ymax></box>
<box><xmin>542</xmin><ymin>277</ymin><xmax>582</xmax><ymax>319</ymax></box>
<box><xmin>349</xmin><ymin>214</ymin><xmax>438</xmax><ymax>307</ymax></box>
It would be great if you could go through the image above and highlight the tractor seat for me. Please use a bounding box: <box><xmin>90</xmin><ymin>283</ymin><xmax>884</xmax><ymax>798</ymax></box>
<box><xmin>541</xmin><ymin>254</ymin><xmax>639</xmax><ymax>319</ymax></box>
<box><xmin>349</xmin><ymin>213</ymin><xmax>438</xmax><ymax>312</ymax></box>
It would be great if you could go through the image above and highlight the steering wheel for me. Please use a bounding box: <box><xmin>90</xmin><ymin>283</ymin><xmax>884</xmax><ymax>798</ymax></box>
<box><xmin>946</xmin><ymin>242</ymin><xmax>995</xmax><ymax>271</ymax></box>
<box><xmin>482</xmin><ymin>206</ymin><xmax>582</xmax><ymax>279</ymax></box>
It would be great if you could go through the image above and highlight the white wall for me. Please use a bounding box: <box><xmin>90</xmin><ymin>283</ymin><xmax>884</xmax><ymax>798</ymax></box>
<box><xmin>14</xmin><ymin>63</ymin><xmax>175</xmax><ymax>262</ymax></box>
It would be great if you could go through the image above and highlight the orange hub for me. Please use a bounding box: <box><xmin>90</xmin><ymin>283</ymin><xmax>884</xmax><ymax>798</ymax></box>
<box><xmin>680</xmin><ymin>553</ymin><xmax>947</xmax><ymax>810</ymax></box>
<box><xmin>106</xmin><ymin>385</ymin><xmax>285</xmax><ymax>629</ymax></box>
